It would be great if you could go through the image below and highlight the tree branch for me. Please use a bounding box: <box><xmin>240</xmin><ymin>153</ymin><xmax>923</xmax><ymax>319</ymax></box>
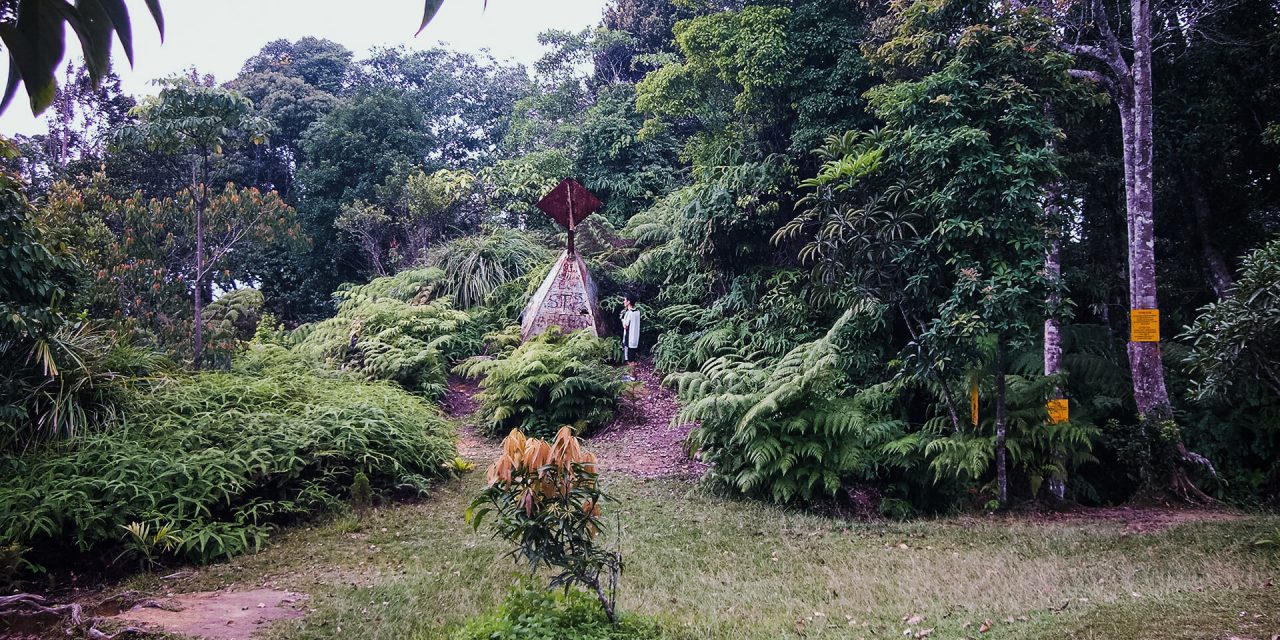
<box><xmin>1068</xmin><ymin>68</ymin><xmax>1120</xmax><ymax>98</ymax></box>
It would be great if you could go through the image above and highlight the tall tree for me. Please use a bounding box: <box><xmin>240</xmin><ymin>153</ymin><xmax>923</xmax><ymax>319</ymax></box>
<box><xmin>112</xmin><ymin>78</ymin><xmax>268</xmax><ymax>368</ymax></box>
<box><xmin>780</xmin><ymin>0</ymin><xmax>1077</xmax><ymax>505</ymax></box>
<box><xmin>239</xmin><ymin>37</ymin><xmax>354</xmax><ymax>96</ymax></box>
<box><xmin>1059</xmin><ymin>0</ymin><xmax>1226</xmax><ymax>501</ymax></box>
<box><xmin>1060</xmin><ymin>0</ymin><xmax>1166</xmax><ymax>417</ymax></box>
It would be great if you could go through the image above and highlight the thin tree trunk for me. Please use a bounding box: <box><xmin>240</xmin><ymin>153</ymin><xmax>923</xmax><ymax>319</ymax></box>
<box><xmin>193</xmin><ymin>155</ymin><xmax>208</xmax><ymax>370</ymax></box>
<box><xmin>587</xmin><ymin>576</ymin><xmax>616</xmax><ymax>624</ymax></box>
<box><xmin>1124</xmin><ymin>0</ymin><xmax>1172</xmax><ymax>420</ymax></box>
<box><xmin>194</xmin><ymin>203</ymin><xmax>205</xmax><ymax>370</ymax></box>
<box><xmin>995</xmin><ymin>335</ymin><xmax>1009</xmax><ymax>507</ymax></box>
<box><xmin>1044</xmin><ymin>191</ymin><xmax>1066</xmax><ymax>501</ymax></box>
<box><xmin>1180</xmin><ymin>167</ymin><xmax>1233</xmax><ymax>298</ymax></box>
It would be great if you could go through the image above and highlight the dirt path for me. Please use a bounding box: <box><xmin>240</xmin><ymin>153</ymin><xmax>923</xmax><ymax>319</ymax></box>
<box><xmin>592</xmin><ymin>359</ymin><xmax>708</xmax><ymax>480</ymax></box>
<box><xmin>1012</xmin><ymin>504</ymin><xmax>1243</xmax><ymax>533</ymax></box>
<box><xmin>446</xmin><ymin>360</ymin><xmax>707</xmax><ymax>481</ymax></box>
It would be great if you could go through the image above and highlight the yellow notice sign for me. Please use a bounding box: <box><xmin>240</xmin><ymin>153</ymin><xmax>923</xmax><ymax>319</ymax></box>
<box><xmin>1130</xmin><ymin>308</ymin><xmax>1160</xmax><ymax>342</ymax></box>
<box><xmin>1047</xmin><ymin>398</ymin><xmax>1069</xmax><ymax>424</ymax></box>
<box><xmin>970</xmin><ymin>385</ymin><xmax>979</xmax><ymax>426</ymax></box>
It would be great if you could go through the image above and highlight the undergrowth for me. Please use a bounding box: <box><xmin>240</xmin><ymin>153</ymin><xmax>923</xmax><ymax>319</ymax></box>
<box><xmin>449</xmin><ymin>584</ymin><xmax>666</xmax><ymax>640</ymax></box>
<box><xmin>455</xmin><ymin>328</ymin><xmax>627</xmax><ymax>439</ymax></box>
<box><xmin>671</xmin><ymin>306</ymin><xmax>912</xmax><ymax>505</ymax></box>
<box><xmin>291</xmin><ymin>269</ymin><xmax>479</xmax><ymax>399</ymax></box>
<box><xmin>0</xmin><ymin>368</ymin><xmax>455</xmax><ymax>572</ymax></box>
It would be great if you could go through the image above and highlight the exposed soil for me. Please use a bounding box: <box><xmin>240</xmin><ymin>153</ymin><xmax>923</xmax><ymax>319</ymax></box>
<box><xmin>1014</xmin><ymin>504</ymin><xmax>1244</xmax><ymax>533</ymax></box>
<box><xmin>107</xmin><ymin>588</ymin><xmax>308</xmax><ymax>640</ymax></box>
<box><xmin>591</xmin><ymin>359</ymin><xmax>708</xmax><ymax>481</ymax></box>
<box><xmin>448</xmin><ymin>359</ymin><xmax>707</xmax><ymax>481</ymax></box>
<box><xmin>440</xmin><ymin>375</ymin><xmax>481</xmax><ymax>420</ymax></box>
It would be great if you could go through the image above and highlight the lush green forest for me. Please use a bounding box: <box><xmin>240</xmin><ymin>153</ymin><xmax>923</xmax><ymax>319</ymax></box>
<box><xmin>1</xmin><ymin>0</ymin><xmax>1279</xmax><ymax>637</ymax></box>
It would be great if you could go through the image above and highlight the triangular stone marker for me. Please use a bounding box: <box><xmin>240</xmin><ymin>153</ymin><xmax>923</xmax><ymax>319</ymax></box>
<box><xmin>520</xmin><ymin>179</ymin><xmax>606</xmax><ymax>340</ymax></box>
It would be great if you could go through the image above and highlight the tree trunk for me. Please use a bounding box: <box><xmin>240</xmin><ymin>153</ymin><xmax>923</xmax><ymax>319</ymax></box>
<box><xmin>193</xmin><ymin>194</ymin><xmax>205</xmax><ymax>370</ymax></box>
<box><xmin>587</xmin><ymin>576</ymin><xmax>617</xmax><ymax>624</ymax></box>
<box><xmin>995</xmin><ymin>335</ymin><xmax>1009</xmax><ymax>507</ymax></box>
<box><xmin>1044</xmin><ymin>195</ymin><xmax>1066</xmax><ymax>501</ymax></box>
<box><xmin>1180</xmin><ymin>167</ymin><xmax>1233</xmax><ymax>298</ymax></box>
<box><xmin>1123</xmin><ymin>0</ymin><xmax>1172</xmax><ymax>420</ymax></box>
<box><xmin>192</xmin><ymin>155</ymin><xmax>208</xmax><ymax>370</ymax></box>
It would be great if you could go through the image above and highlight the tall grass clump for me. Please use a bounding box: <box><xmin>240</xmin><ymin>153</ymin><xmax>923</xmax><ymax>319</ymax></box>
<box><xmin>0</xmin><ymin>369</ymin><xmax>455</xmax><ymax>571</ymax></box>
<box><xmin>1</xmin><ymin>323</ymin><xmax>168</xmax><ymax>451</ymax></box>
<box><xmin>426</xmin><ymin>227</ymin><xmax>552</xmax><ymax>309</ymax></box>
<box><xmin>455</xmin><ymin>329</ymin><xmax>628</xmax><ymax>439</ymax></box>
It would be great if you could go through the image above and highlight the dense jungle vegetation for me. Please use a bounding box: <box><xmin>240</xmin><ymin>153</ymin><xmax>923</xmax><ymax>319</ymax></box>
<box><xmin>1</xmin><ymin>0</ymin><xmax>1279</xmax><ymax>635</ymax></box>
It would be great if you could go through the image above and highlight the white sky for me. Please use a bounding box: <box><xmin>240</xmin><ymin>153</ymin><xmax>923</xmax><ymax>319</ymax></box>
<box><xmin>1</xmin><ymin>0</ymin><xmax>608</xmax><ymax>136</ymax></box>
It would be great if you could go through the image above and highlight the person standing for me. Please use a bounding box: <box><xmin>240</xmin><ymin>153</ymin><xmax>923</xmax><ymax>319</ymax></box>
<box><xmin>620</xmin><ymin>296</ymin><xmax>641</xmax><ymax>363</ymax></box>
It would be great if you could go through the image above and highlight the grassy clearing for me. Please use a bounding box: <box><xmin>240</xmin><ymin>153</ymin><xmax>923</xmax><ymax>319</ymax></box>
<box><xmin>126</xmin><ymin>474</ymin><xmax>1280</xmax><ymax>640</ymax></box>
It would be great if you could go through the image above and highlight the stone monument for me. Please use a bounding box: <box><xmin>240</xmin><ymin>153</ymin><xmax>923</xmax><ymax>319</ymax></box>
<box><xmin>520</xmin><ymin>179</ymin><xmax>608</xmax><ymax>340</ymax></box>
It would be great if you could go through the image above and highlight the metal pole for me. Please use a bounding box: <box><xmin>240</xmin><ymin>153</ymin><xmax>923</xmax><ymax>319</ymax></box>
<box><xmin>567</xmin><ymin>184</ymin><xmax>576</xmax><ymax>255</ymax></box>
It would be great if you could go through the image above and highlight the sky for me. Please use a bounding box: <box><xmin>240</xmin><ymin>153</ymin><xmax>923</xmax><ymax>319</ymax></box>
<box><xmin>1</xmin><ymin>0</ymin><xmax>609</xmax><ymax>136</ymax></box>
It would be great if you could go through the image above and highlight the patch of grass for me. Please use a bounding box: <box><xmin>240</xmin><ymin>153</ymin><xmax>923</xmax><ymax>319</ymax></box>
<box><xmin>132</xmin><ymin>476</ymin><xmax>1280</xmax><ymax>640</ymax></box>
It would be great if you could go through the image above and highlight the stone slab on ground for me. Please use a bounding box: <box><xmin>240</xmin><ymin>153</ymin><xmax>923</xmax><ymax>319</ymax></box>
<box><xmin>110</xmin><ymin>588</ymin><xmax>308</xmax><ymax>640</ymax></box>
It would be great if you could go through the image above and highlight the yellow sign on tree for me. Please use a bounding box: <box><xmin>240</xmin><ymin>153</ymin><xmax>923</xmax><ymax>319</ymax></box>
<box><xmin>1130</xmin><ymin>308</ymin><xmax>1160</xmax><ymax>342</ymax></box>
<box><xmin>1047</xmin><ymin>398</ymin><xmax>1069</xmax><ymax>424</ymax></box>
<box><xmin>970</xmin><ymin>385</ymin><xmax>979</xmax><ymax>426</ymax></box>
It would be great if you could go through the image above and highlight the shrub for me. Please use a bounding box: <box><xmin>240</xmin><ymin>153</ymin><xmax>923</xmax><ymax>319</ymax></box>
<box><xmin>451</xmin><ymin>584</ymin><xmax>662</xmax><ymax>640</ymax></box>
<box><xmin>467</xmin><ymin>428</ymin><xmax>621</xmax><ymax>622</ymax></box>
<box><xmin>0</xmin><ymin>369</ymin><xmax>455</xmax><ymax>570</ymax></box>
<box><xmin>455</xmin><ymin>329</ymin><xmax>627</xmax><ymax>439</ymax></box>
<box><xmin>350</xmin><ymin>471</ymin><xmax>373</xmax><ymax>516</ymax></box>
<box><xmin>1182</xmin><ymin>236</ymin><xmax>1280</xmax><ymax>401</ymax></box>
<box><xmin>670</xmin><ymin>307</ymin><xmax>911</xmax><ymax>504</ymax></box>
<box><xmin>1</xmin><ymin>323</ymin><xmax>169</xmax><ymax>451</ymax></box>
<box><xmin>292</xmin><ymin>269</ymin><xmax>478</xmax><ymax>399</ymax></box>
<box><xmin>425</xmin><ymin>227</ymin><xmax>552</xmax><ymax>309</ymax></box>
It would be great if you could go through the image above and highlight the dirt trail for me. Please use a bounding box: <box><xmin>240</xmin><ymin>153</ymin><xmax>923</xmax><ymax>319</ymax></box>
<box><xmin>447</xmin><ymin>359</ymin><xmax>707</xmax><ymax>480</ymax></box>
<box><xmin>592</xmin><ymin>359</ymin><xmax>709</xmax><ymax>480</ymax></box>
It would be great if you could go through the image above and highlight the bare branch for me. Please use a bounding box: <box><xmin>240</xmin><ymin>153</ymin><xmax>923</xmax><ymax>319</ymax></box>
<box><xmin>1062</xmin><ymin>42</ymin><xmax>1107</xmax><ymax>62</ymax></box>
<box><xmin>1069</xmin><ymin>68</ymin><xmax>1120</xmax><ymax>97</ymax></box>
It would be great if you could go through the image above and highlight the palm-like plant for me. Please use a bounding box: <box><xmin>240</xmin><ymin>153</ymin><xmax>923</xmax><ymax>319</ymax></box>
<box><xmin>426</xmin><ymin>227</ymin><xmax>552</xmax><ymax>309</ymax></box>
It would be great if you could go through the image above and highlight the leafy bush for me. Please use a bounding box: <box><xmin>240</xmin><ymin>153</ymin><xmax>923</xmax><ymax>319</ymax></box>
<box><xmin>455</xmin><ymin>329</ymin><xmax>627</xmax><ymax>439</ymax></box>
<box><xmin>292</xmin><ymin>269</ymin><xmax>478</xmax><ymax>398</ymax></box>
<box><xmin>670</xmin><ymin>306</ymin><xmax>911</xmax><ymax>504</ymax></box>
<box><xmin>0</xmin><ymin>369</ymin><xmax>455</xmax><ymax>570</ymax></box>
<box><xmin>468</xmin><ymin>428</ymin><xmax>621</xmax><ymax>622</ymax></box>
<box><xmin>1170</xmin><ymin>239</ymin><xmax>1280</xmax><ymax>503</ymax></box>
<box><xmin>451</xmin><ymin>585</ymin><xmax>662</xmax><ymax>640</ymax></box>
<box><xmin>1182</xmin><ymin>236</ymin><xmax>1280</xmax><ymax>400</ymax></box>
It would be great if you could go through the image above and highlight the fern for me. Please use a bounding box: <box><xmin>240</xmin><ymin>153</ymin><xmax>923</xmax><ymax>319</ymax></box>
<box><xmin>455</xmin><ymin>329</ymin><xmax>628</xmax><ymax>439</ymax></box>
<box><xmin>670</xmin><ymin>306</ymin><xmax>910</xmax><ymax>503</ymax></box>
<box><xmin>288</xmin><ymin>271</ymin><xmax>479</xmax><ymax>399</ymax></box>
